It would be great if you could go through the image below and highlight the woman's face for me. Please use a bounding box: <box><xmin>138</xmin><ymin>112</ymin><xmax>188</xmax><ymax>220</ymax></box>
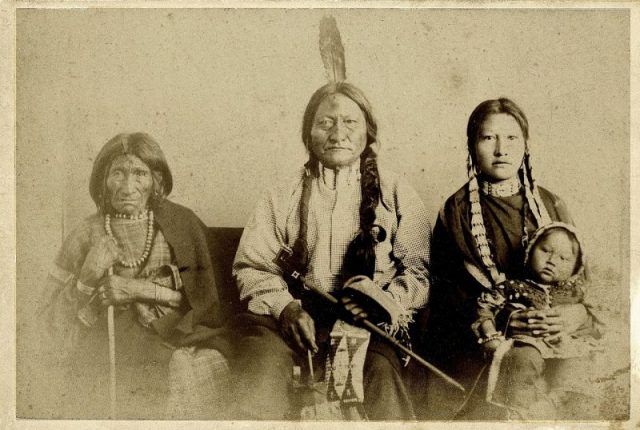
<box><xmin>106</xmin><ymin>154</ymin><xmax>153</xmax><ymax>216</ymax></box>
<box><xmin>474</xmin><ymin>113</ymin><xmax>525</xmax><ymax>182</ymax></box>
<box><xmin>309</xmin><ymin>93</ymin><xmax>368</xmax><ymax>169</ymax></box>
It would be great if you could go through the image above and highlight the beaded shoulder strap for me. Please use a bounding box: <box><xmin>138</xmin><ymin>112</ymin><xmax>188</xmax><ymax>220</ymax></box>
<box><xmin>468</xmin><ymin>176</ymin><xmax>505</xmax><ymax>286</ymax></box>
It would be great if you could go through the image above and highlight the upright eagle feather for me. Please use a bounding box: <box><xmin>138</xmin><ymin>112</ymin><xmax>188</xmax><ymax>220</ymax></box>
<box><xmin>319</xmin><ymin>16</ymin><xmax>346</xmax><ymax>83</ymax></box>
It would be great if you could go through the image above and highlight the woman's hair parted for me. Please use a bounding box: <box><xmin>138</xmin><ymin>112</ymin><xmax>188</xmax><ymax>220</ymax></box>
<box><xmin>297</xmin><ymin>82</ymin><xmax>383</xmax><ymax>280</ymax></box>
<box><xmin>89</xmin><ymin>132</ymin><xmax>173</xmax><ymax>213</ymax></box>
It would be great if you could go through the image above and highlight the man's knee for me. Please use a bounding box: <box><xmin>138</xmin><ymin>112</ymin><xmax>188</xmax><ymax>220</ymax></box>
<box><xmin>364</xmin><ymin>347</ymin><xmax>401</xmax><ymax>379</ymax></box>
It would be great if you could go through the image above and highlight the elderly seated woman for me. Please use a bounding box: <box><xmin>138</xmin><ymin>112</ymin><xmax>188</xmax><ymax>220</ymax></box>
<box><xmin>41</xmin><ymin>133</ymin><xmax>230</xmax><ymax>419</ymax></box>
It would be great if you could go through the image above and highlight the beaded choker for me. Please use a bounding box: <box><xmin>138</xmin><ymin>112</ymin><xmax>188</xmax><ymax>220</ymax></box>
<box><xmin>479</xmin><ymin>176</ymin><xmax>522</xmax><ymax>197</ymax></box>
<box><xmin>104</xmin><ymin>209</ymin><xmax>155</xmax><ymax>268</ymax></box>
<box><xmin>113</xmin><ymin>211</ymin><xmax>148</xmax><ymax>220</ymax></box>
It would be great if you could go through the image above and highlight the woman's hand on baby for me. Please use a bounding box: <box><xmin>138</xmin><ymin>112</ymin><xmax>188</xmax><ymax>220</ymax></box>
<box><xmin>79</xmin><ymin>236</ymin><xmax>121</xmax><ymax>286</ymax></box>
<box><xmin>96</xmin><ymin>275</ymin><xmax>140</xmax><ymax>306</ymax></box>
<box><xmin>280</xmin><ymin>301</ymin><xmax>318</xmax><ymax>354</ymax></box>
<box><xmin>509</xmin><ymin>305</ymin><xmax>587</xmax><ymax>337</ymax></box>
<box><xmin>509</xmin><ymin>309</ymin><xmax>562</xmax><ymax>337</ymax></box>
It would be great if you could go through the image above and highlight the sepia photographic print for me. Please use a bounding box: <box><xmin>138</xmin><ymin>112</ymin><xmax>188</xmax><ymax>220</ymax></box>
<box><xmin>3</xmin><ymin>2</ymin><xmax>638</xmax><ymax>429</ymax></box>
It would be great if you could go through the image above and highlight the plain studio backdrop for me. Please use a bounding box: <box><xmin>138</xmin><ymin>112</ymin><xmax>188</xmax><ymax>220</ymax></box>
<box><xmin>16</xmin><ymin>8</ymin><xmax>629</xmax><ymax>418</ymax></box>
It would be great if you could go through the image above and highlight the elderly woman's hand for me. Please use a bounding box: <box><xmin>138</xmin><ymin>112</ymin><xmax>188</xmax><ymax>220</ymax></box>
<box><xmin>79</xmin><ymin>236</ymin><xmax>121</xmax><ymax>287</ymax></box>
<box><xmin>97</xmin><ymin>275</ymin><xmax>142</xmax><ymax>306</ymax></box>
<box><xmin>508</xmin><ymin>304</ymin><xmax>588</xmax><ymax>337</ymax></box>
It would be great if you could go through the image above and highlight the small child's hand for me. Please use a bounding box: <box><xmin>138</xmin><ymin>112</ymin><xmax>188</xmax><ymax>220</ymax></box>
<box><xmin>478</xmin><ymin>331</ymin><xmax>506</xmax><ymax>358</ymax></box>
<box><xmin>482</xmin><ymin>338</ymin><xmax>504</xmax><ymax>356</ymax></box>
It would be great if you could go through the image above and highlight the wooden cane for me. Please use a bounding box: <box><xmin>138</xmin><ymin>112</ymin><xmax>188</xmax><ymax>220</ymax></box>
<box><xmin>107</xmin><ymin>267</ymin><xmax>117</xmax><ymax>419</ymax></box>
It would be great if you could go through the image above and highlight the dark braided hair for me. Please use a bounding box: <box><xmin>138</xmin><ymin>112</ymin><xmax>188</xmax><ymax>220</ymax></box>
<box><xmin>291</xmin><ymin>82</ymin><xmax>383</xmax><ymax>281</ymax></box>
<box><xmin>341</xmin><ymin>144</ymin><xmax>385</xmax><ymax>280</ymax></box>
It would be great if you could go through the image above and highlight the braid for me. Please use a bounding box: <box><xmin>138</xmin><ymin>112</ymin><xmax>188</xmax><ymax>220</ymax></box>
<box><xmin>519</xmin><ymin>165</ymin><xmax>532</xmax><ymax>249</ymax></box>
<box><xmin>289</xmin><ymin>158</ymin><xmax>317</xmax><ymax>276</ymax></box>
<box><xmin>342</xmin><ymin>145</ymin><xmax>384</xmax><ymax>280</ymax></box>
<box><xmin>467</xmin><ymin>153</ymin><xmax>476</xmax><ymax>180</ymax></box>
<box><xmin>525</xmin><ymin>148</ymin><xmax>551</xmax><ymax>225</ymax></box>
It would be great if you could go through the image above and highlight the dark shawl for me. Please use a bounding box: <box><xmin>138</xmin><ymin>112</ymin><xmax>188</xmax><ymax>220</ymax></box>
<box><xmin>153</xmin><ymin>200</ymin><xmax>232</xmax><ymax>355</ymax></box>
<box><xmin>419</xmin><ymin>184</ymin><xmax>572</xmax><ymax>382</ymax></box>
<box><xmin>149</xmin><ymin>200</ymin><xmax>221</xmax><ymax>331</ymax></box>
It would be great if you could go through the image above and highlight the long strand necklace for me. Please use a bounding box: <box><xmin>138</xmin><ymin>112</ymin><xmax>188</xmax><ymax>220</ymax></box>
<box><xmin>104</xmin><ymin>209</ymin><xmax>155</xmax><ymax>268</ymax></box>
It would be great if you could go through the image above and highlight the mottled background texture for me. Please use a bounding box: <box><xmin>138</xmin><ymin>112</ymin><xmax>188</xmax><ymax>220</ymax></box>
<box><xmin>16</xmin><ymin>8</ymin><xmax>630</xmax><ymax>419</ymax></box>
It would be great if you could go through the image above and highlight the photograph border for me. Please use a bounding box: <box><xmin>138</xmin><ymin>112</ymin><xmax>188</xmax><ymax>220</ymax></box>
<box><xmin>2</xmin><ymin>1</ymin><xmax>638</xmax><ymax>429</ymax></box>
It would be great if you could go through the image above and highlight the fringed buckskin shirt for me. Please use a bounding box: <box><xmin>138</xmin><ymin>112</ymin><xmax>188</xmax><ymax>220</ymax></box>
<box><xmin>233</xmin><ymin>162</ymin><xmax>432</xmax><ymax>320</ymax></box>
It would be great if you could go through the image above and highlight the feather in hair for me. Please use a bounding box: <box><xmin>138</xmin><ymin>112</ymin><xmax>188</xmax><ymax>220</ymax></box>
<box><xmin>319</xmin><ymin>16</ymin><xmax>346</xmax><ymax>83</ymax></box>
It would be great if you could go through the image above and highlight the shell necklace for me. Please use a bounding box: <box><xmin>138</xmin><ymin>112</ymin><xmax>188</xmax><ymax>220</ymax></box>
<box><xmin>104</xmin><ymin>209</ymin><xmax>155</xmax><ymax>268</ymax></box>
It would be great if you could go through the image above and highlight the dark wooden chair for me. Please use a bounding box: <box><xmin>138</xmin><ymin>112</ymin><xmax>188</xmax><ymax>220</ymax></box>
<box><xmin>205</xmin><ymin>227</ymin><xmax>244</xmax><ymax>318</ymax></box>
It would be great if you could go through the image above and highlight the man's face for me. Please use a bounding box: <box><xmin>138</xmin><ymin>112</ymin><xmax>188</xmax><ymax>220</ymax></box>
<box><xmin>309</xmin><ymin>93</ymin><xmax>368</xmax><ymax>169</ymax></box>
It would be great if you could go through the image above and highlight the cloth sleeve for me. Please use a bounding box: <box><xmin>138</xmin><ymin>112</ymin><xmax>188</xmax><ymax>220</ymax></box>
<box><xmin>232</xmin><ymin>185</ymin><xmax>297</xmax><ymax>320</ymax></box>
<box><xmin>383</xmin><ymin>179</ymin><xmax>431</xmax><ymax>313</ymax></box>
<box><xmin>471</xmin><ymin>289</ymin><xmax>506</xmax><ymax>338</ymax></box>
<box><xmin>40</xmin><ymin>218</ymin><xmax>99</xmax><ymax>360</ymax></box>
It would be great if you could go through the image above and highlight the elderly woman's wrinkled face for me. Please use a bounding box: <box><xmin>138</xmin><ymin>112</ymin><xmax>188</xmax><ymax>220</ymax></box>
<box><xmin>310</xmin><ymin>94</ymin><xmax>368</xmax><ymax>169</ymax></box>
<box><xmin>106</xmin><ymin>154</ymin><xmax>153</xmax><ymax>216</ymax></box>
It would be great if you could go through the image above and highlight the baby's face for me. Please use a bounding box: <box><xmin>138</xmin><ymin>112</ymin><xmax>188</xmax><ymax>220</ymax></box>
<box><xmin>529</xmin><ymin>231</ymin><xmax>579</xmax><ymax>283</ymax></box>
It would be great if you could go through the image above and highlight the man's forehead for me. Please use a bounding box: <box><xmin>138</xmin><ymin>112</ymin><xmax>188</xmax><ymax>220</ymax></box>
<box><xmin>318</xmin><ymin>94</ymin><xmax>361</xmax><ymax>113</ymax></box>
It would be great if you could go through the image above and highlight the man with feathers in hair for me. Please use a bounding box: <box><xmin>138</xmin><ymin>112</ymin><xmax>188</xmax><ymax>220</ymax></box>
<box><xmin>230</xmin><ymin>79</ymin><xmax>431</xmax><ymax>419</ymax></box>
